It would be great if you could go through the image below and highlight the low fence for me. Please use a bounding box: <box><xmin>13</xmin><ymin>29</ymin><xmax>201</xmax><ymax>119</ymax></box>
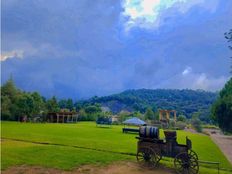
<box><xmin>198</xmin><ymin>160</ymin><xmax>220</xmax><ymax>174</ymax></box>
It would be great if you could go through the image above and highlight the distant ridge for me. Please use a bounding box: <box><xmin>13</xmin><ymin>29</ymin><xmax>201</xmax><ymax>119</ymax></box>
<box><xmin>80</xmin><ymin>89</ymin><xmax>217</xmax><ymax>122</ymax></box>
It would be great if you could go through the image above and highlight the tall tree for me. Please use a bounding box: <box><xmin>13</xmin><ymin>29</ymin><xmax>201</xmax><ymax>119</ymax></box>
<box><xmin>1</xmin><ymin>76</ymin><xmax>20</xmax><ymax>101</ymax></box>
<box><xmin>1</xmin><ymin>77</ymin><xmax>21</xmax><ymax>120</ymax></box>
<box><xmin>46</xmin><ymin>96</ymin><xmax>60</xmax><ymax>112</ymax></box>
<box><xmin>16</xmin><ymin>93</ymin><xmax>34</xmax><ymax>118</ymax></box>
<box><xmin>66</xmin><ymin>99</ymin><xmax>74</xmax><ymax>111</ymax></box>
<box><xmin>144</xmin><ymin>108</ymin><xmax>155</xmax><ymax>120</ymax></box>
<box><xmin>58</xmin><ymin>99</ymin><xmax>67</xmax><ymax>109</ymax></box>
<box><xmin>211</xmin><ymin>78</ymin><xmax>232</xmax><ymax>132</ymax></box>
<box><xmin>31</xmin><ymin>92</ymin><xmax>46</xmax><ymax>115</ymax></box>
<box><xmin>1</xmin><ymin>95</ymin><xmax>12</xmax><ymax>120</ymax></box>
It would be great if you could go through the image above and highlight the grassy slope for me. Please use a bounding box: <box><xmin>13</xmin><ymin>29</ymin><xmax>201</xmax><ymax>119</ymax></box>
<box><xmin>1</xmin><ymin>121</ymin><xmax>232</xmax><ymax>173</ymax></box>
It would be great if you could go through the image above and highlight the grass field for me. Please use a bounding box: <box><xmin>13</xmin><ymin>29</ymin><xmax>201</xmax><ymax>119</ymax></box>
<box><xmin>1</xmin><ymin>121</ymin><xmax>232</xmax><ymax>173</ymax></box>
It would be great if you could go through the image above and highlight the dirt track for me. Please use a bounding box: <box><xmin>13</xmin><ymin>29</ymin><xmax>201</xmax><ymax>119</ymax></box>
<box><xmin>2</xmin><ymin>162</ymin><xmax>175</xmax><ymax>174</ymax></box>
<box><xmin>204</xmin><ymin>129</ymin><xmax>232</xmax><ymax>164</ymax></box>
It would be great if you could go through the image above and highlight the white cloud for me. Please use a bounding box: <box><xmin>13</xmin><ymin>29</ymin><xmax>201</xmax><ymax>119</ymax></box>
<box><xmin>182</xmin><ymin>66</ymin><xmax>192</xmax><ymax>75</ymax></box>
<box><xmin>156</xmin><ymin>68</ymin><xmax>229</xmax><ymax>91</ymax></box>
<box><xmin>193</xmin><ymin>73</ymin><xmax>228</xmax><ymax>91</ymax></box>
<box><xmin>1</xmin><ymin>50</ymin><xmax>24</xmax><ymax>61</ymax></box>
<box><xmin>180</xmin><ymin>71</ymin><xmax>228</xmax><ymax>91</ymax></box>
<box><xmin>122</xmin><ymin>0</ymin><xmax>216</xmax><ymax>30</ymax></box>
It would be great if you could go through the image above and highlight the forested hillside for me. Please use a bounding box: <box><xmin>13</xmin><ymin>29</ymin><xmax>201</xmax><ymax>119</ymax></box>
<box><xmin>83</xmin><ymin>89</ymin><xmax>217</xmax><ymax>122</ymax></box>
<box><xmin>1</xmin><ymin>77</ymin><xmax>217</xmax><ymax>122</ymax></box>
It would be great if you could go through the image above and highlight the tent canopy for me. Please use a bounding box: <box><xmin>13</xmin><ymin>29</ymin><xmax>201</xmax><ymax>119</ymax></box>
<box><xmin>123</xmin><ymin>117</ymin><xmax>146</xmax><ymax>126</ymax></box>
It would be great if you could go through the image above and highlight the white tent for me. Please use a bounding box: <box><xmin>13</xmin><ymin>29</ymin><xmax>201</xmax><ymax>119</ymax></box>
<box><xmin>123</xmin><ymin>117</ymin><xmax>146</xmax><ymax>126</ymax></box>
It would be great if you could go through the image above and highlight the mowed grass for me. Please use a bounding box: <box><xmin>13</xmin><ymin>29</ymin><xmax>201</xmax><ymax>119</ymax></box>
<box><xmin>1</xmin><ymin>121</ymin><xmax>232</xmax><ymax>173</ymax></box>
<box><xmin>1</xmin><ymin>140</ymin><xmax>133</xmax><ymax>170</ymax></box>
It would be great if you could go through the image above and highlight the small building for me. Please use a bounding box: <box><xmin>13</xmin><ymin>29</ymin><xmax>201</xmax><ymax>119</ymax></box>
<box><xmin>111</xmin><ymin>115</ymin><xmax>120</xmax><ymax>122</ymax></box>
<box><xmin>47</xmin><ymin>112</ymin><xmax>78</xmax><ymax>123</ymax></box>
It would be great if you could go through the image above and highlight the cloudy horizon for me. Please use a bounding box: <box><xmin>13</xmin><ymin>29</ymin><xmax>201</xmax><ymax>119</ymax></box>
<box><xmin>1</xmin><ymin>0</ymin><xmax>232</xmax><ymax>99</ymax></box>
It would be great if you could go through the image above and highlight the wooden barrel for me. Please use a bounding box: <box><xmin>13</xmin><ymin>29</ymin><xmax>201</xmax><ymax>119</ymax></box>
<box><xmin>139</xmin><ymin>126</ymin><xmax>159</xmax><ymax>139</ymax></box>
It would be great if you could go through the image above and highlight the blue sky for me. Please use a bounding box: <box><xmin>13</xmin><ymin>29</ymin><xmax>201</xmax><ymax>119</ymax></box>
<box><xmin>1</xmin><ymin>0</ymin><xmax>232</xmax><ymax>99</ymax></box>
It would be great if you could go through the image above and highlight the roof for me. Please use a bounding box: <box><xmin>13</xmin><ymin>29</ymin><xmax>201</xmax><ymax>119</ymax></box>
<box><xmin>123</xmin><ymin>117</ymin><xmax>146</xmax><ymax>126</ymax></box>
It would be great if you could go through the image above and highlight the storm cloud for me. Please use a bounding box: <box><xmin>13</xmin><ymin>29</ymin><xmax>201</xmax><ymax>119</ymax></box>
<box><xmin>1</xmin><ymin>0</ymin><xmax>232</xmax><ymax>99</ymax></box>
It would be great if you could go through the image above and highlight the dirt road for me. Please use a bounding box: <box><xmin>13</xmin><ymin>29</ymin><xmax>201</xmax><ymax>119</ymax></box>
<box><xmin>204</xmin><ymin>129</ymin><xmax>232</xmax><ymax>164</ymax></box>
<box><xmin>2</xmin><ymin>162</ymin><xmax>175</xmax><ymax>174</ymax></box>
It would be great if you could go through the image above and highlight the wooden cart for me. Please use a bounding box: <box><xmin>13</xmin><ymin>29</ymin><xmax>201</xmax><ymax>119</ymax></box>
<box><xmin>136</xmin><ymin>127</ymin><xmax>199</xmax><ymax>174</ymax></box>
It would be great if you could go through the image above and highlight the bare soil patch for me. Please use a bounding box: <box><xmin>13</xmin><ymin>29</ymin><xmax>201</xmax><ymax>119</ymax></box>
<box><xmin>2</xmin><ymin>162</ymin><xmax>175</xmax><ymax>174</ymax></box>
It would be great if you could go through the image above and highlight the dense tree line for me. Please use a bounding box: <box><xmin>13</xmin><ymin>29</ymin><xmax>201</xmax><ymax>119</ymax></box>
<box><xmin>1</xmin><ymin>77</ymin><xmax>218</xmax><ymax>124</ymax></box>
<box><xmin>1</xmin><ymin>78</ymin><xmax>102</xmax><ymax>121</ymax></box>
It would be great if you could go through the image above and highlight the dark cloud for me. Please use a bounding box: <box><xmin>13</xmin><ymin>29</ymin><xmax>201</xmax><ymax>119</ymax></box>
<box><xmin>1</xmin><ymin>0</ymin><xmax>232</xmax><ymax>99</ymax></box>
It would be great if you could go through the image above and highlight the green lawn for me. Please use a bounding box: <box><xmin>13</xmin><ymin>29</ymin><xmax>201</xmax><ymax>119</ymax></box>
<box><xmin>1</xmin><ymin>121</ymin><xmax>232</xmax><ymax>173</ymax></box>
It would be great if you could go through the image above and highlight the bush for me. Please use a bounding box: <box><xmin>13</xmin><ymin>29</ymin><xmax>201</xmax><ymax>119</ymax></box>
<box><xmin>191</xmin><ymin>119</ymin><xmax>202</xmax><ymax>132</ymax></box>
<box><xmin>177</xmin><ymin>115</ymin><xmax>186</xmax><ymax>122</ymax></box>
<box><xmin>169</xmin><ymin>119</ymin><xmax>176</xmax><ymax>128</ymax></box>
<box><xmin>202</xmin><ymin>124</ymin><xmax>219</xmax><ymax>129</ymax></box>
<box><xmin>176</xmin><ymin>121</ymin><xmax>187</xmax><ymax>130</ymax></box>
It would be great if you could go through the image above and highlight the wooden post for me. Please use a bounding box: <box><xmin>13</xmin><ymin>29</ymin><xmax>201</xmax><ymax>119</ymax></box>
<box><xmin>166</xmin><ymin>111</ymin><xmax>169</xmax><ymax>120</ymax></box>
<box><xmin>159</xmin><ymin>110</ymin><xmax>162</xmax><ymax>120</ymax></box>
<box><xmin>174</xmin><ymin>111</ymin><xmax>176</xmax><ymax>121</ymax></box>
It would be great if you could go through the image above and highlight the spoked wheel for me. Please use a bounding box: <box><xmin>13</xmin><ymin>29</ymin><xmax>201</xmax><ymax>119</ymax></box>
<box><xmin>154</xmin><ymin>150</ymin><xmax>162</xmax><ymax>162</ymax></box>
<box><xmin>136</xmin><ymin>147</ymin><xmax>158</xmax><ymax>168</ymax></box>
<box><xmin>188</xmin><ymin>150</ymin><xmax>198</xmax><ymax>160</ymax></box>
<box><xmin>174</xmin><ymin>151</ymin><xmax>199</xmax><ymax>174</ymax></box>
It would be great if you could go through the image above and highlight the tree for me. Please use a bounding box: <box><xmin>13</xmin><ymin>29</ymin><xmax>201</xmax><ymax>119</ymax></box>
<box><xmin>84</xmin><ymin>105</ymin><xmax>102</xmax><ymax>121</ymax></box>
<box><xmin>58</xmin><ymin>99</ymin><xmax>67</xmax><ymax>109</ymax></box>
<box><xmin>46</xmin><ymin>96</ymin><xmax>60</xmax><ymax>112</ymax></box>
<box><xmin>16</xmin><ymin>93</ymin><xmax>34</xmax><ymax>118</ymax></box>
<box><xmin>211</xmin><ymin>78</ymin><xmax>232</xmax><ymax>132</ymax></box>
<box><xmin>78</xmin><ymin>109</ymin><xmax>87</xmax><ymax>121</ymax></box>
<box><xmin>85</xmin><ymin>105</ymin><xmax>101</xmax><ymax>114</ymax></box>
<box><xmin>133</xmin><ymin>111</ymin><xmax>143</xmax><ymax>119</ymax></box>
<box><xmin>1</xmin><ymin>95</ymin><xmax>12</xmax><ymax>120</ymax></box>
<box><xmin>177</xmin><ymin>115</ymin><xmax>187</xmax><ymax>122</ymax></box>
<box><xmin>1</xmin><ymin>76</ymin><xmax>19</xmax><ymax>101</ymax></box>
<box><xmin>31</xmin><ymin>92</ymin><xmax>45</xmax><ymax>115</ymax></box>
<box><xmin>1</xmin><ymin>77</ymin><xmax>22</xmax><ymax>120</ymax></box>
<box><xmin>66</xmin><ymin>99</ymin><xmax>74</xmax><ymax>111</ymax></box>
<box><xmin>154</xmin><ymin>111</ymin><xmax>159</xmax><ymax>121</ymax></box>
<box><xmin>144</xmin><ymin>108</ymin><xmax>155</xmax><ymax>120</ymax></box>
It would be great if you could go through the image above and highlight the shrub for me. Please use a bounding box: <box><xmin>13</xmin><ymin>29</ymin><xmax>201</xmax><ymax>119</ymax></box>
<box><xmin>177</xmin><ymin>115</ymin><xmax>186</xmax><ymax>122</ymax></box>
<box><xmin>191</xmin><ymin>119</ymin><xmax>202</xmax><ymax>132</ymax></box>
<box><xmin>169</xmin><ymin>119</ymin><xmax>176</xmax><ymax>128</ymax></box>
<box><xmin>176</xmin><ymin>121</ymin><xmax>187</xmax><ymax>130</ymax></box>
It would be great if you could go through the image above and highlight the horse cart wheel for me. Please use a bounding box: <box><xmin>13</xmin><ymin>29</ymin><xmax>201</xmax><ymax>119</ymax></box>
<box><xmin>174</xmin><ymin>151</ymin><xmax>199</xmax><ymax>174</ymax></box>
<box><xmin>136</xmin><ymin>147</ymin><xmax>158</xmax><ymax>168</ymax></box>
<box><xmin>188</xmin><ymin>150</ymin><xmax>198</xmax><ymax>160</ymax></box>
<box><xmin>154</xmin><ymin>149</ymin><xmax>162</xmax><ymax>162</ymax></box>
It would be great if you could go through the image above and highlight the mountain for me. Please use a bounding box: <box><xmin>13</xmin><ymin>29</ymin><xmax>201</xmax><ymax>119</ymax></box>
<box><xmin>80</xmin><ymin>89</ymin><xmax>218</xmax><ymax>122</ymax></box>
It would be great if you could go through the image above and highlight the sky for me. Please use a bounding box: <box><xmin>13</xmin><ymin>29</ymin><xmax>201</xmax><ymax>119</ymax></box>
<box><xmin>1</xmin><ymin>0</ymin><xmax>232</xmax><ymax>99</ymax></box>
